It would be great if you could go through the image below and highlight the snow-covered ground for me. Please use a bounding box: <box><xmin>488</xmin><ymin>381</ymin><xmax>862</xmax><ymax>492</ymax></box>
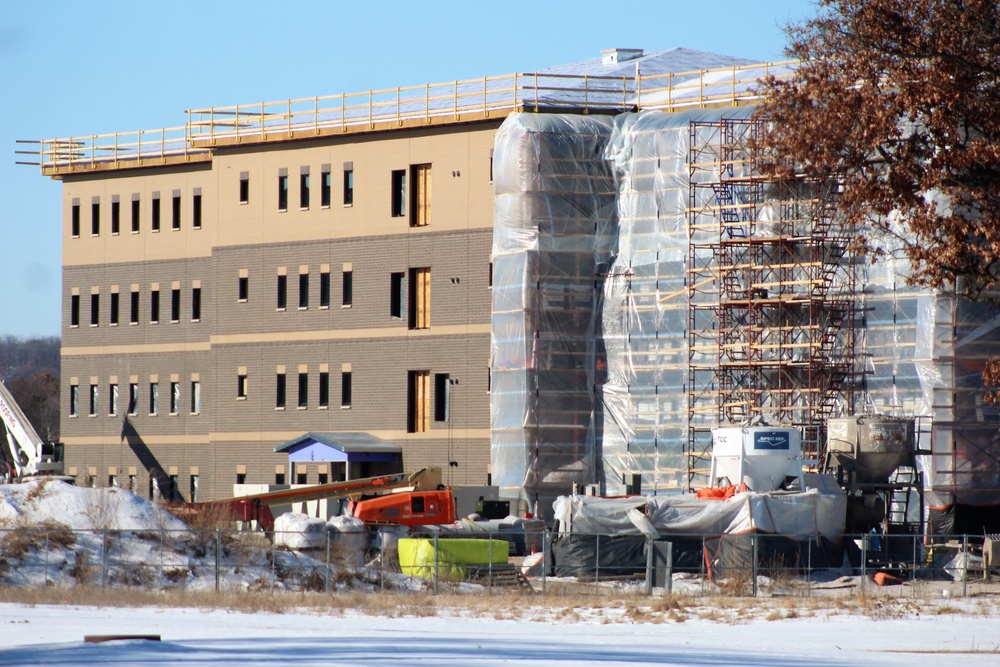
<box><xmin>2</xmin><ymin>479</ymin><xmax>999</xmax><ymax>666</ymax></box>
<box><xmin>1</xmin><ymin>601</ymin><xmax>999</xmax><ymax>666</ymax></box>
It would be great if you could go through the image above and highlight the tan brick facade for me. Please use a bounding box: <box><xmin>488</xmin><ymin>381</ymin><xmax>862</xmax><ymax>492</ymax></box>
<box><xmin>59</xmin><ymin>121</ymin><xmax>501</xmax><ymax>501</ymax></box>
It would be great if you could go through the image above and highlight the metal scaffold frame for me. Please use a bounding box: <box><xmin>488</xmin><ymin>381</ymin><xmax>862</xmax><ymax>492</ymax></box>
<box><xmin>684</xmin><ymin>117</ymin><xmax>856</xmax><ymax>490</ymax></box>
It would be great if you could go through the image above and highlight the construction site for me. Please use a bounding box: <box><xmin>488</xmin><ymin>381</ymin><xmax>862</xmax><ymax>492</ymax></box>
<box><xmin>6</xmin><ymin>47</ymin><xmax>1000</xmax><ymax>590</ymax></box>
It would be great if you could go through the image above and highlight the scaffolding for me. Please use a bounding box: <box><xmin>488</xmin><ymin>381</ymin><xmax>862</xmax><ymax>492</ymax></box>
<box><xmin>684</xmin><ymin>117</ymin><xmax>856</xmax><ymax>489</ymax></box>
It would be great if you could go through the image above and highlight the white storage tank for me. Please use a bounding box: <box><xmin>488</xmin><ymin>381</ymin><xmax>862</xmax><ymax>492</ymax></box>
<box><xmin>709</xmin><ymin>427</ymin><xmax>805</xmax><ymax>492</ymax></box>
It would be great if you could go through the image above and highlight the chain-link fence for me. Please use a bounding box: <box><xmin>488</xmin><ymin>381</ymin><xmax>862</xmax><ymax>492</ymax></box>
<box><xmin>1</xmin><ymin>526</ymin><xmax>998</xmax><ymax>598</ymax></box>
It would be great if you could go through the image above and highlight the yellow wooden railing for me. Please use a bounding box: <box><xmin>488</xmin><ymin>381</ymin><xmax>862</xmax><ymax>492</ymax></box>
<box><xmin>34</xmin><ymin>60</ymin><xmax>798</xmax><ymax>172</ymax></box>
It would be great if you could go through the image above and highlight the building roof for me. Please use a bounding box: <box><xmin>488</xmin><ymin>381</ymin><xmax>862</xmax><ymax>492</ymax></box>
<box><xmin>275</xmin><ymin>432</ymin><xmax>402</xmax><ymax>455</ymax></box>
<box><xmin>537</xmin><ymin>47</ymin><xmax>759</xmax><ymax>78</ymax></box>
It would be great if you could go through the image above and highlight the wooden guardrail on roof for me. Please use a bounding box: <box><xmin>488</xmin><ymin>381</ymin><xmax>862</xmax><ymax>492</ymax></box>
<box><xmin>28</xmin><ymin>60</ymin><xmax>798</xmax><ymax>175</ymax></box>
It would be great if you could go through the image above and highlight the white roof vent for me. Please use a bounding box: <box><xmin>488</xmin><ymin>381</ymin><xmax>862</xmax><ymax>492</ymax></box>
<box><xmin>601</xmin><ymin>48</ymin><xmax>643</xmax><ymax>64</ymax></box>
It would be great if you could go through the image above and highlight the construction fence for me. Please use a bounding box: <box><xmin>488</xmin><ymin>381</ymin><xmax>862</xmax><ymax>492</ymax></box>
<box><xmin>1</xmin><ymin>526</ymin><xmax>997</xmax><ymax>599</ymax></box>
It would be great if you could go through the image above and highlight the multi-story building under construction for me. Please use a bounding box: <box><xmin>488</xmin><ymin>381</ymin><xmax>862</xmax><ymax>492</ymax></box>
<box><xmin>30</xmin><ymin>48</ymin><xmax>1000</xmax><ymax>530</ymax></box>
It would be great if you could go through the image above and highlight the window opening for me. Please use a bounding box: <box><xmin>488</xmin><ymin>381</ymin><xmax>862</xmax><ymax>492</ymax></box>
<box><xmin>150</xmin><ymin>289</ymin><xmax>160</xmax><ymax>323</ymax></box>
<box><xmin>341</xmin><ymin>371</ymin><xmax>352</xmax><ymax>408</ymax></box>
<box><xmin>172</xmin><ymin>195</ymin><xmax>181</xmax><ymax>230</ymax></box>
<box><xmin>110</xmin><ymin>292</ymin><xmax>119</xmax><ymax>325</ymax></box>
<box><xmin>131</xmin><ymin>198</ymin><xmax>140</xmax><ymax>233</ymax></box>
<box><xmin>278</xmin><ymin>174</ymin><xmax>288</xmax><ymax>211</ymax></box>
<box><xmin>298</xmin><ymin>372</ymin><xmax>308</xmax><ymax>408</ymax></box>
<box><xmin>90</xmin><ymin>293</ymin><xmax>99</xmax><ymax>326</ymax></box>
<box><xmin>149</xmin><ymin>382</ymin><xmax>159</xmax><ymax>415</ymax></box>
<box><xmin>92</xmin><ymin>201</ymin><xmax>100</xmax><ymax>236</ymax></box>
<box><xmin>320</xmin><ymin>271</ymin><xmax>330</xmax><ymax>308</ymax></box>
<box><xmin>434</xmin><ymin>373</ymin><xmax>450</xmax><ymax>422</ymax></box>
<box><xmin>237</xmin><ymin>374</ymin><xmax>248</xmax><ymax>399</ymax></box>
<box><xmin>191</xmin><ymin>381</ymin><xmax>201</xmax><ymax>414</ymax></box>
<box><xmin>71</xmin><ymin>204</ymin><xmax>80</xmax><ymax>237</ymax></box>
<box><xmin>342</xmin><ymin>270</ymin><xmax>353</xmax><ymax>307</ymax></box>
<box><xmin>321</xmin><ymin>169</ymin><xmax>331</xmax><ymax>207</ymax></box>
<box><xmin>344</xmin><ymin>167</ymin><xmax>354</xmax><ymax>206</ymax></box>
<box><xmin>238</xmin><ymin>276</ymin><xmax>249</xmax><ymax>302</ymax></box>
<box><xmin>193</xmin><ymin>194</ymin><xmax>202</xmax><ymax>229</ymax></box>
<box><xmin>89</xmin><ymin>384</ymin><xmax>98</xmax><ymax>416</ymax></box>
<box><xmin>111</xmin><ymin>201</ymin><xmax>120</xmax><ymax>234</ymax></box>
<box><xmin>69</xmin><ymin>384</ymin><xmax>78</xmax><ymax>416</ymax></box>
<box><xmin>130</xmin><ymin>290</ymin><xmax>140</xmax><ymax>324</ymax></box>
<box><xmin>277</xmin><ymin>275</ymin><xmax>287</xmax><ymax>310</ymax></box>
<box><xmin>300</xmin><ymin>173</ymin><xmax>310</xmax><ymax>209</ymax></box>
<box><xmin>391</xmin><ymin>169</ymin><xmax>405</xmax><ymax>217</ymax></box>
<box><xmin>171</xmin><ymin>289</ymin><xmax>180</xmax><ymax>322</ymax></box>
<box><xmin>390</xmin><ymin>272</ymin><xmax>404</xmax><ymax>319</ymax></box>
<box><xmin>299</xmin><ymin>273</ymin><xmax>309</xmax><ymax>309</ymax></box>
<box><xmin>191</xmin><ymin>287</ymin><xmax>201</xmax><ymax>321</ymax></box>
<box><xmin>319</xmin><ymin>372</ymin><xmax>329</xmax><ymax>407</ymax></box>
<box><xmin>170</xmin><ymin>381</ymin><xmax>180</xmax><ymax>414</ymax></box>
<box><xmin>128</xmin><ymin>383</ymin><xmax>138</xmax><ymax>415</ymax></box>
<box><xmin>276</xmin><ymin>373</ymin><xmax>286</xmax><ymax>409</ymax></box>
<box><xmin>109</xmin><ymin>383</ymin><xmax>118</xmax><ymax>416</ymax></box>
<box><xmin>70</xmin><ymin>294</ymin><xmax>80</xmax><ymax>327</ymax></box>
<box><xmin>152</xmin><ymin>195</ymin><xmax>161</xmax><ymax>231</ymax></box>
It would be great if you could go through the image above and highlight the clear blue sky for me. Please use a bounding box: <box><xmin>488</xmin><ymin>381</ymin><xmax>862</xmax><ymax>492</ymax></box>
<box><xmin>0</xmin><ymin>0</ymin><xmax>814</xmax><ymax>339</ymax></box>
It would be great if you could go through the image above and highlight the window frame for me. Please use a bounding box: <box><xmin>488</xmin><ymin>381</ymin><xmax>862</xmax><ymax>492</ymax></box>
<box><xmin>278</xmin><ymin>174</ymin><xmax>289</xmax><ymax>211</ymax></box>
<box><xmin>277</xmin><ymin>275</ymin><xmax>287</xmax><ymax>310</ymax></box>
<box><xmin>276</xmin><ymin>372</ymin><xmax>287</xmax><ymax>409</ymax></box>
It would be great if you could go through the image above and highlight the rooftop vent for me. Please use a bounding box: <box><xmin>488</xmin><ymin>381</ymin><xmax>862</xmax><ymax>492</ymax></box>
<box><xmin>601</xmin><ymin>48</ymin><xmax>643</xmax><ymax>64</ymax></box>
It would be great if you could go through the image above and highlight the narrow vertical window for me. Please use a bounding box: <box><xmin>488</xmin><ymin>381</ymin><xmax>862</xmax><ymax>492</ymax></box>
<box><xmin>130</xmin><ymin>290</ymin><xmax>140</xmax><ymax>324</ymax></box>
<box><xmin>172</xmin><ymin>193</ymin><xmax>181</xmax><ymax>230</ymax></box>
<box><xmin>69</xmin><ymin>384</ymin><xmax>79</xmax><ymax>416</ymax></box>
<box><xmin>171</xmin><ymin>288</ymin><xmax>180</xmax><ymax>322</ymax></box>
<box><xmin>297</xmin><ymin>372</ymin><xmax>308</xmax><ymax>408</ymax></box>
<box><xmin>276</xmin><ymin>373</ymin><xmax>286</xmax><ymax>408</ymax></box>
<box><xmin>343</xmin><ymin>164</ymin><xmax>354</xmax><ymax>206</ymax></box>
<box><xmin>408</xmin><ymin>267</ymin><xmax>431</xmax><ymax>329</ymax></box>
<box><xmin>434</xmin><ymin>373</ymin><xmax>450</xmax><ymax>422</ymax></box>
<box><xmin>191</xmin><ymin>381</ymin><xmax>201</xmax><ymax>414</ymax></box>
<box><xmin>191</xmin><ymin>287</ymin><xmax>201</xmax><ymax>321</ymax></box>
<box><xmin>277</xmin><ymin>275</ymin><xmax>287</xmax><ymax>309</ymax></box>
<box><xmin>111</xmin><ymin>200</ymin><xmax>120</xmax><ymax>234</ymax></box>
<box><xmin>90</xmin><ymin>293</ymin><xmax>99</xmax><ymax>326</ymax></box>
<box><xmin>110</xmin><ymin>292</ymin><xmax>119</xmax><ymax>325</ymax></box>
<box><xmin>89</xmin><ymin>384</ymin><xmax>98</xmax><ymax>416</ymax></box>
<box><xmin>238</xmin><ymin>276</ymin><xmax>249</xmax><ymax>301</ymax></box>
<box><xmin>390</xmin><ymin>272</ymin><xmax>404</xmax><ymax>319</ymax></box>
<box><xmin>91</xmin><ymin>199</ymin><xmax>100</xmax><ymax>236</ymax></box>
<box><xmin>190</xmin><ymin>475</ymin><xmax>200</xmax><ymax>502</ymax></box>
<box><xmin>410</xmin><ymin>164</ymin><xmax>431</xmax><ymax>227</ymax></box>
<box><xmin>71</xmin><ymin>202</ymin><xmax>81</xmax><ymax>237</ymax></box>
<box><xmin>300</xmin><ymin>171</ymin><xmax>310</xmax><ymax>209</ymax></box>
<box><xmin>70</xmin><ymin>294</ymin><xmax>80</xmax><ymax>327</ymax></box>
<box><xmin>391</xmin><ymin>169</ymin><xmax>405</xmax><ymax>217</ymax></box>
<box><xmin>109</xmin><ymin>383</ymin><xmax>119</xmax><ymax>417</ymax></box>
<box><xmin>192</xmin><ymin>191</ymin><xmax>202</xmax><ymax>229</ymax></box>
<box><xmin>151</xmin><ymin>194</ymin><xmax>161</xmax><ymax>231</ymax></box>
<box><xmin>319</xmin><ymin>271</ymin><xmax>330</xmax><ymax>308</ymax></box>
<box><xmin>128</xmin><ymin>383</ymin><xmax>138</xmax><ymax>415</ymax></box>
<box><xmin>318</xmin><ymin>372</ymin><xmax>329</xmax><ymax>407</ymax></box>
<box><xmin>278</xmin><ymin>174</ymin><xmax>288</xmax><ymax>211</ymax></box>
<box><xmin>341</xmin><ymin>371</ymin><xmax>352</xmax><ymax>408</ymax></box>
<box><xmin>298</xmin><ymin>273</ymin><xmax>309</xmax><ymax>309</ymax></box>
<box><xmin>170</xmin><ymin>382</ymin><xmax>180</xmax><ymax>414</ymax></box>
<box><xmin>149</xmin><ymin>382</ymin><xmax>159</xmax><ymax>415</ymax></box>
<box><xmin>150</xmin><ymin>289</ymin><xmax>160</xmax><ymax>323</ymax></box>
<box><xmin>131</xmin><ymin>196</ymin><xmax>140</xmax><ymax>233</ymax></box>
<box><xmin>238</xmin><ymin>373</ymin><xmax>248</xmax><ymax>399</ymax></box>
<box><xmin>321</xmin><ymin>168</ymin><xmax>331</xmax><ymax>207</ymax></box>
<box><xmin>407</xmin><ymin>370</ymin><xmax>430</xmax><ymax>433</ymax></box>
<box><xmin>239</xmin><ymin>174</ymin><xmax>249</xmax><ymax>203</ymax></box>
<box><xmin>342</xmin><ymin>270</ymin><xmax>353</xmax><ymax>307</ymax></box>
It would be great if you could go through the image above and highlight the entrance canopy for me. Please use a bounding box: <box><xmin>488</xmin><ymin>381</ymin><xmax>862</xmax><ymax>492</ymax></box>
<box><xmin>274</xmin><ymin>432</ymin><xmax>402</xmax><ymax>464</ymax></box>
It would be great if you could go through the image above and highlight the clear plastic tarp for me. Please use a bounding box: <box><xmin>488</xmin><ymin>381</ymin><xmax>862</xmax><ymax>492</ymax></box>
<box><xmin>491</xmin><ymin>109</ymin><xmax>1000</xmax><ymax>516</ymax></box>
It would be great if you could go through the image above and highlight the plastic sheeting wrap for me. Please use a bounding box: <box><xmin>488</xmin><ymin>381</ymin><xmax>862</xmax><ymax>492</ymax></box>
<box><xmin>491</xmin><ymin>114</ymin><xmax>617</xmax><ymax>516</ymax></box>
<box><xmin>491</xmin><ymin>108</ymin><xmax>1000</xmax><ymax>516</ymax></box>
<box><xmin>553</xmin><ymin>488</ymin><xmax>846</xmax><ymax>539</ymax></box>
